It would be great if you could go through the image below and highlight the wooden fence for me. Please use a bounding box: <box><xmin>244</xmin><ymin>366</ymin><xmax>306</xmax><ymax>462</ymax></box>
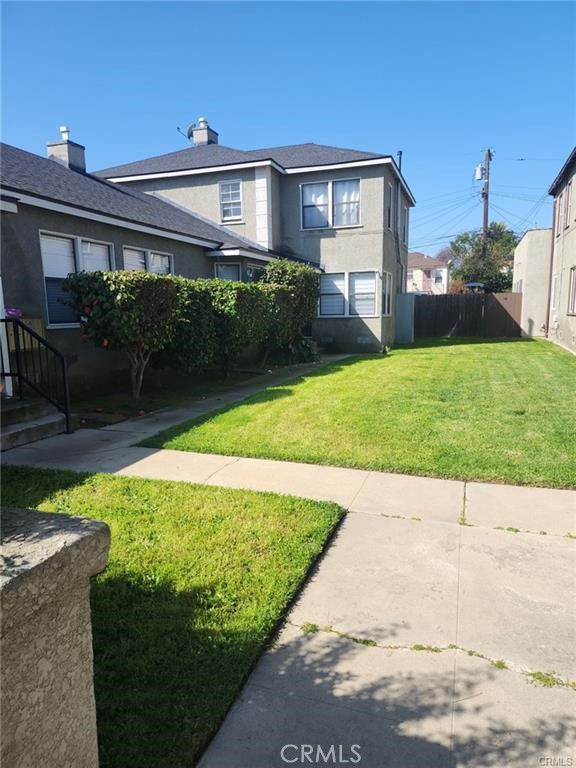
<box><xmin>414</xmin><ymin>293</ymin><xmax>522</xmax><ymax>338</ymax></box>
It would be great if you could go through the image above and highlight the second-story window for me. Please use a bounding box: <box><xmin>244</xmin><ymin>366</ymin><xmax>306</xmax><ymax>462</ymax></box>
<box><xmin>220</xmin><ymin>181</ymin><xmax>242</xmax><ymax>222</ymax></box>
<box><xmin>302</xmin><ymin>179</ymin><xmax>360</xmax><ymax>229</ymax></box>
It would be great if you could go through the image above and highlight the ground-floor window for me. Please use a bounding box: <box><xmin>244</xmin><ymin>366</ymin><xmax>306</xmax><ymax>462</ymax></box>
<box><xmin>215</xmin><ymin>263</ymin><xmax>241</xmax><ymax>281</ymax></box>
<box><xmin>568</xmin><ymin>266</ymin><xmax>576</xmax><ymax>314</ymax></box>
<box><xmin>123</xmin><ymin>247</ymin><xmax>172</xmax><ymax>274</ymax></box>
<box><xmin>40</xmin><ymin>233</ymin><xmax>112</xmax><ymax>325</ymax></box>
<box><xmin>319</xmin><ymin>271</ymin><xmax>378</xmax><ymax>317</ymax></box>
<box><xmin>382</xmin><ymin>272</ymin><xmax>393</xmax><ymax>316</ymax></box>
<box><xmin>246</xmin><ymin>264</ymin><xmax>266</xmax><ymax>282</ymax></box>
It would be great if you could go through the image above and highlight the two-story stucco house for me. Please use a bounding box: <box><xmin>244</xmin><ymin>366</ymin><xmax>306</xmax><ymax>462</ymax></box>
<box><xmin>406</xmin><ymin>252</ymin><xmax>450</xmax><ymax>295</ymax></box>
<box><xmin>97</xmin><ymin>118</ymin><xmax>416</xmax><ymax>352</ymax></box>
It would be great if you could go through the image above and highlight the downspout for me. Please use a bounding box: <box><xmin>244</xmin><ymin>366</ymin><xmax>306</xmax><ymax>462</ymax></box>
<box><xmin>544</xmin><ymin>198</ymin><xmax>556</xmax><ymax>337</ymax></box>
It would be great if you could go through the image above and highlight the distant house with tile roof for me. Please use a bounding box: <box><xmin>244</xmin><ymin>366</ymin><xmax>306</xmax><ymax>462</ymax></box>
<box><xmin>98</xmin><ymin>118</ymin><xmax>416</xmax><ymax>352</ymax></box>
<box><xmin>407</xmin><ymin>252</ymin><xmax>450</xmax><ymax>295</ymax></box>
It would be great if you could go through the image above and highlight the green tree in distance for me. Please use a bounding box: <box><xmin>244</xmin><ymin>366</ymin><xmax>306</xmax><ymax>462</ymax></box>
<box><xmin>448</xmin><ymin>222</ymin><xmax>519</xmax><ymax>293</ymax></box>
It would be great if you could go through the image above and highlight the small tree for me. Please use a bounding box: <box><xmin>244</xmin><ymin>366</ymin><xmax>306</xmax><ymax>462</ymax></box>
<box><xmin>64</xmin><ymin>271</ymin><xmax>180</xmax><ymax>399</ymax></box>
<box><xmin>448</xmin><ymin>222</ymin><xmax>519</xmax><ymax>293</ymax></box>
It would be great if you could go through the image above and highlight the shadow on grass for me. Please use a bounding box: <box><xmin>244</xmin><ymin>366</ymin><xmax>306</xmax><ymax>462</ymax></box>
<box><xmin>91</xmin><ymin>573</ymin><xmax>272</xmax><ymax>768</ymax></box>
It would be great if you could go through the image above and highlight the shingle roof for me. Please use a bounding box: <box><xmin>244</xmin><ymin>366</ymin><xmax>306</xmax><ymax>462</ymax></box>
<box><xmin>408</xmin><ymin>252</ymin><xmax>449</xmax><ymax>269</ymax></box>
<box><xmin>0</xmin><ymin>143</ymin><xmax>268</xmax><ymax>251</ymax></box>
<box><xmin>96</xmin><ymin>142</ymin><xmax>388</xmax><ymax>178</ymax></box>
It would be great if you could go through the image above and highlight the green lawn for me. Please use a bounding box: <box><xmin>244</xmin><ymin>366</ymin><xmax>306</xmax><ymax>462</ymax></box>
<box><xmin>2</xmin><ymin>466</ymin><xmax>343</xmax><ymax>768</ymax></box>
<box><xmin>142</xmin><ymin>339</ymin><xmax>576</xmax><ymax>488</ymax></box>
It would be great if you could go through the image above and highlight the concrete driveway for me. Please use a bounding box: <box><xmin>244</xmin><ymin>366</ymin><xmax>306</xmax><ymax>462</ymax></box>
<box><xmin>199</xmin><ymin>508</ymin><xmax>575</xmax><ymax>768</ymax></box>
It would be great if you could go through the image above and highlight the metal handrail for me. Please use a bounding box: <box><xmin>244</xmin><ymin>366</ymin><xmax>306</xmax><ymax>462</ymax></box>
<box><xmin>1</xmin><ymin>318</ymin><xmax>72</xmax><ymax>433</ymax></box>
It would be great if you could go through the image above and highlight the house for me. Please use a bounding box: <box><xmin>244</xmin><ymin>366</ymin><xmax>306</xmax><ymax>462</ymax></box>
<box><xmin>512</xmin><ymin>229</ymin><xmax>553</xmax><ymax>338</ymax></box>
<box><xmin>547</xmin><ymin>147</ymin><xmax>576</xmax><ymax>353</ymax></box>
<box><xmin>97</xmin><ymin>118</ymin><xmax>416</xmax><ymax>352</ymax></box>
<box><xmin>406</xmin><ymin>252</ymin><xmax>450</xmax><ymax>294</ymax></box>
<box><xmin>0</xmin><ymin>131</ymin><xmax>274</xmax><ymax>392</ymax></box>
<box><xmin>510</xmin><ymin>147</ymin><xmax>575</xmax><ymax>353</ymax></box>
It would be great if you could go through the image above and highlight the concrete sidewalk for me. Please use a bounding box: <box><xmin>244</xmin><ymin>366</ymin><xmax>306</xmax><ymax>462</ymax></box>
<box><xmin>3</xmin><ymin>359</ymin><xmax>576</xmax><ymax>768</ymax></box>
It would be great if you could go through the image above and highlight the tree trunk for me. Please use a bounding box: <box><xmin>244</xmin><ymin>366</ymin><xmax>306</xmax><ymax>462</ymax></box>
<box><xmin>127</xmin><ymin>347</ymin><xmax>151</xmax><ymax>400</ymax></box>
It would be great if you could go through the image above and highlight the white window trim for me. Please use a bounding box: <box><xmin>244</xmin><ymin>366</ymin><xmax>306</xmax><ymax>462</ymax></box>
<box><xmin>214</xmin><ymin>262</ymin><xmax>242</xmax><ymax>281</ymax></box>
<box><xmin>568</xmin><ymin>266</ymin><xmax>576</xmax><ymax>315</ymax></box>
<box><xmin>382</xmin><ymin>271</ymin><xmax>393</xmax><ymax>317</ymax></box>
<box><xmin>565</xmin><ymin>182</ymin><xmax>572</xmax><ymax>229</ymax></box>
<box><xmin>318</xmin><ymin>270</ymin><xmax>380</xmax><ymax>319</ymax></box>
<box><xmin>300</xmin><ymin>178</ymin><xmax>361</xmax><ymax>231</ymax></box>
<box><xmin>219</xmin><ymin>180</ymin><xmax>243</xmax><ymax>223</ymax></box>
<box><xmin>122</xmin><ymin>245</ymin><xmax>174</xmax><ymax>274</ymax></box>
<box><xmin>39</xmin><ymin>231</ymin><xmax>115</xmax><ymax>328</ymax></box>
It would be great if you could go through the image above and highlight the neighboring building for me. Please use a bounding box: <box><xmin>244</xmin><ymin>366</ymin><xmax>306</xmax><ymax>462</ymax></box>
<box><xmin>406</xmin><ymin>252</ymin><xmax>450</xmax><ymax>294</ymax></box>
<box><xmin>98</xmin><ymin>118</ymin><xmax>416</xmax><ymax>351</ymax></box>
<box><xmin>509</xmin><ymin>147</ymin><xmax>575</xmax><ymax>353</ymax></box>
<box><xmin>0</xmin><ymin>133</ymin><xmax>273</xmax><ymax>391</ymax></box>
<box><xmin>512</xmin><ymin>229</ymin><xmax>553</xmax><ymax>338</ymax></box>
<box><xmin>548</xmin><ymin>147</ymin><xmax>576</xmax><ymax>353</ymax></box>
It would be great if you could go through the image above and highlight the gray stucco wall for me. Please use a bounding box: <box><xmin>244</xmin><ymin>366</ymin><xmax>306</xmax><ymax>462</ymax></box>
<box><xmin>1</xmin><ymin>205</ymin><xmax>214</xmax><ymax>392</ymax></box>
<box><xmin>128</xmin><ymin>167</ymin><xmax>258</xmax><ymax>243</ymax></box>
<box><xmin>512</xmin><ymin>229</ymin><xmax>552</xmax><ymax>337</ymax></box>
<box><xmin>549</xmin><ymin>225</ymin><xmax>576</xmax><ymax>353</ymax></box>
<box><xmin>1</xmin><ymin>507</ymin><xmax>110</xmax><ymax>768</ymax></box>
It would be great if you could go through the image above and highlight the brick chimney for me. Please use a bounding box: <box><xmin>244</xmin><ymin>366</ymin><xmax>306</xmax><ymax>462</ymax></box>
<box><xmin>47</xmin><ymin>126</ymin><xmax>86</xmax><ymax>172</ymax></box>
<box><xmin>186</xmin><ymin>117</ymin><xmax>218</xmax><ymax>146</ymax></box>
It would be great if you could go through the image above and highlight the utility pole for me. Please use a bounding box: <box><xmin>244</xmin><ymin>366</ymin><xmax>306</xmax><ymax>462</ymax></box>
<box><xmin>481</xmin><ymin>148</ymin><xmax>493</xmax><ymax>244</ymax></box>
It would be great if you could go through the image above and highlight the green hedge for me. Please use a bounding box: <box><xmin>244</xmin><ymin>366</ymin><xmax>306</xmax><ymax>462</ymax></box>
<box><xmin>64</xmin><ymin>259</ymin><xmax>318</xmax><ymax>395</ymax></box>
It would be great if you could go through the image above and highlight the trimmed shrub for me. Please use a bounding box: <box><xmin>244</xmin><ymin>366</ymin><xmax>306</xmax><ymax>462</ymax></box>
<box><xmin>65</xmin><ymin>260</ymin><xmax>320</xmax><ymax>397</ymax></box>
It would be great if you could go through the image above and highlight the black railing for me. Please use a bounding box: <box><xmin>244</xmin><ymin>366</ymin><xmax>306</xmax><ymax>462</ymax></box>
<box><xmin>1</xmin><ymin>318</ymin><xmax>72</xmax><ymax>433</ymax></box>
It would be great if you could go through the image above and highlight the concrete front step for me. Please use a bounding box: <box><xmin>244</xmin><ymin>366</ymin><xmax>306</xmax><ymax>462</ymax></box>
<box><xmin>1</xmin><ymin>398</ymin><xmax>59</xmax><ymax>427</ymax></box>
<box><xmin>2</xmin><ymin>412</ymin><xmax>68</xmax><ymax>451</ymax></box>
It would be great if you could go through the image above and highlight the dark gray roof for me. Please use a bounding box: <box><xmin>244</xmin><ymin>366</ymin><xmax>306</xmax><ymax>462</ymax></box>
<box><xmin>0</xmin><ymin>143</ymin><xmax>267</xmax><ymax>251</ymax></box>
<box><xmin>96</xmin><ymin>142</ymin><xmax>388</xmax><ymax>178</ymax></box>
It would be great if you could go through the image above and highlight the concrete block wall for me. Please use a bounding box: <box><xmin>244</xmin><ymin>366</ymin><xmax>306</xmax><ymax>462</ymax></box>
<box><xmin>1</xmin><ymin>507</ymin><xmax>110</xmax><ymax>768</ymax></box>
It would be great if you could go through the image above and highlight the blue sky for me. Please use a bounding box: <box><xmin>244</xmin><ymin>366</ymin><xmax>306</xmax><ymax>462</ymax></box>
<box><xmin>2</xmin><ymin>1</ymin><xmax>574</xmax><ymax>254</ymax></box>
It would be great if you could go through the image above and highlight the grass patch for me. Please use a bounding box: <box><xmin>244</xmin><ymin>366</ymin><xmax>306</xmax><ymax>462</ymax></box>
<box><xmin>2</xmin><ymin>465</ymin><xmax>343</xmax><ymax>768</ymax></box>
<box><xmin>526</xmin><ymin>671</ymin><xmax>576</xmax><ymax>690</ymax></box>
<box><xmin>411</xmin><ymin>643</ymin><xmax>443</xmax><ymax>653</ymax></box>
<box><xmin>142</xmin><ymin>339</ymin><xmax>576</xmax><ymax>488</ymax></box>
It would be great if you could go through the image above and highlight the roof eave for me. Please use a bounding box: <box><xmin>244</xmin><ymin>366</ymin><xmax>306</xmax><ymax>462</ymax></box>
<box><xmin>548</xmin><ymin>147</ymin><xmax>576</xmax><ymax>196</ymax></box>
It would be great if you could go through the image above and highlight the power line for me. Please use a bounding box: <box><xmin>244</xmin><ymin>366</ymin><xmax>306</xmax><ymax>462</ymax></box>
<box><xmin>411</xmin><ymin>195</ymin><xmax>479</xmax><ymax>229</ymax></box>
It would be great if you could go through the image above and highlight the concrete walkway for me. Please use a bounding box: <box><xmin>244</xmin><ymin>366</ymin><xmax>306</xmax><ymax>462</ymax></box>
<box><xmin>3</xmin><ymin>361</ymin><xmax>576</xmax><ymax>768</ymax></box>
